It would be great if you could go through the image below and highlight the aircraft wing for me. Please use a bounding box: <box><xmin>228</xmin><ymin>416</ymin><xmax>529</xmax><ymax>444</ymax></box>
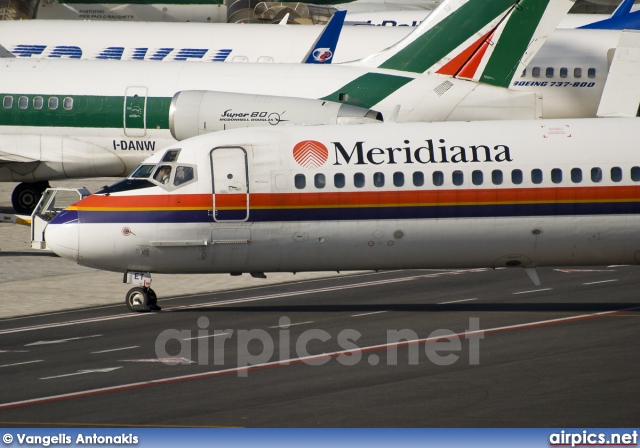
<box><xmin>302</xmin><ymin>10</ymin><xmax>346</xmax><ymax>64</ymax></box>
<box><xmin>0</xmin><ymin>151</ymin><xmax>39</xmax><ymax>164</ymax></box>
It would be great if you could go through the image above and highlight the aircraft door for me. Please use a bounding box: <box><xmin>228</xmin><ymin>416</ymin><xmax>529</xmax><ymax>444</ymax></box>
<box><xmin>211</xmin><ymin>146</ymin><xmax>249</xmax><ymax>222</ymax></box>
<box><xmin>124</xmin><ymin>86</ymin><xmax>147</xmax><ymax>137</ymax></box>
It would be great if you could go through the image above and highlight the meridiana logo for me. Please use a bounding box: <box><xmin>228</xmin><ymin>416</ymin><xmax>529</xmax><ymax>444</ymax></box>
<box><xmin>293</xmin><ymin>140</ymin><xmax>328</xmax><ymax>169</ymax></box>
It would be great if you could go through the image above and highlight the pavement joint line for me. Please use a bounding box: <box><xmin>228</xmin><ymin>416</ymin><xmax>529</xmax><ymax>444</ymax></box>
<box><xmin>183</xmin><ymin>333</ymin><xmax>231</xmax><ymax>341</ymax></box>
<box><xmin>91</xmin><ymin>346</ymin><xmax>140</xmax><ymax>354</ymax></box>
<box><xmin>269</xmin><ymin>321</ymin><xmax>314</xmax><ymax>329</ymax></box>
<box><xmin>351</xmin><ymin>311</ymin><xmax>388</xmax><ymax>317</ymax></box>
<box><xmin>512</xmin><ymin>288</ymin><xmax>553</xmax><ymax>295</ymax></box>
<box><xmin>1</xmin><ymin>305</ymin><xmax>637</xmax><ymax>411</ymax></box>
<box><xmin>438</xmin><ymin>298</ymin><xmax>478</xmax><ymax>305</ymax></box>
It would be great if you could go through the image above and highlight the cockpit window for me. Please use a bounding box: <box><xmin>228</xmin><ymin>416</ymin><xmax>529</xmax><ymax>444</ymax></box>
<box><xmin>162</xmin><ymin>149</ymin><xmax>180</xmax><ymax>162</ymax></box>
<box><xmin>130</xmin><ymin>164</ymin><xmax>156</xmax><ymax>179</ymax></box>
<box><xmin>154</xmin><ymin>165</ymin><xmax>172</xmax><ymax>184</ymax></box>
<box><xmin>174</xmin><ymin>166</ymin><xmax>195</xmax><ymax>186</ymax></box>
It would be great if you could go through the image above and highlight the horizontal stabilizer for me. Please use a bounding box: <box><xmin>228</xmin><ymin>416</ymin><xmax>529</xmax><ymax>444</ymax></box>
<box><xmin>597</xmin><ymin>30</ymin><xmax>640</xmax><ymax>117</ymax></box>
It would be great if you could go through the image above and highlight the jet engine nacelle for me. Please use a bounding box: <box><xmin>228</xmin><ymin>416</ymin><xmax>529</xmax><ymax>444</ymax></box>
<box><xmin>169</xmin><ymin>90</ymin><xmax>383</xmax><ymax>141</ymax></box>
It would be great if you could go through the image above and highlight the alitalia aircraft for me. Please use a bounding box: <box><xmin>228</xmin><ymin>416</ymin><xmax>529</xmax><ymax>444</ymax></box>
<box><xmin>0</xmin><ymin>0</ymin><xmax>577</xmax><ymax>213</ymax></box>
<box><xmin>43</xmin><ymin>116</ymin><xmax>640</xmax><ymax>311</ymax></box>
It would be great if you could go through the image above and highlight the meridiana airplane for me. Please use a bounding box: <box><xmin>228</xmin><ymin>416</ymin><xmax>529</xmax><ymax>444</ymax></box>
<box><xmin>43</xmin><ymin>116</ymin><xmax>640</xmax><ymax>311</ymax></box>
<box><xmin>0</xmin><ymin>0</ymin><xmax>577</xmax><ymax>213</ymax></box>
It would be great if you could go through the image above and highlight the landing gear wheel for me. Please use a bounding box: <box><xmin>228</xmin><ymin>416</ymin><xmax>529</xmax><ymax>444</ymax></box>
<box><xmin>148</xmin><ymin>288</ymin><xmax>161</xmax><ymax>311</ymax></box>
<box><xmin>11</xmin><ymin>181</ymin><xmax>50</xmax><ymax>214</ymax></box>
<box><xmin>125</xmin><ymin>287</ymin><xmax>151</xmax><ymax>312</ymax></box>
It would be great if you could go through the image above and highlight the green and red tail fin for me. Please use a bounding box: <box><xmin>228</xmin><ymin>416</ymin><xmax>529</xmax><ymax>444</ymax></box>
<box><xmin>347</xmin><ymin>0</ymin><xmax>576</xmax><ymax>88</ymax></box>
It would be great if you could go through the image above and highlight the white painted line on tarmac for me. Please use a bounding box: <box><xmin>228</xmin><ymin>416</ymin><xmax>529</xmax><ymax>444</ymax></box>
<box><xmin>438</xmin><ymin>298</ymin><xmax>478</xmax><ymax>305</ymax></box>
<box><xmin>512</xmin><ymin>288</ymin><xmax>552</xmax><ymax>295</ymax></box>
<box><xmin>351</xmin><ymin>311</ymin><xmax>388</xmax><ymax>317</ymax></box>
<box><xmin>269</xmin><ymin>321</ymin><xmax>314</xmax><ymax>329</ymax></box>
<box><xmin>183</xmin><ymin>333</ymin><xmax>230</xmax><ymax>341</ymax></box>
<box><xmin>25</xmin><ymin>334</ymin><xmax>103</xmax><ymax>346</ymax></box>
<box><xmin>583</xmin><ymin>279</ymin><xmax>618</xmax><ymax>285</ymax></box>
<box><xmin>0</xmin><ymin>360</ymin><xmax>44</xmax><ymax>368</ymax></box>
<box><xmin>4</xmin><ymin>305</ymin><xmax>636</xmax><ymax>411</ymax></box>
<box><xmin>91</xmin><ymin>346</ymin><xmax>140</xmax><ymax>354</ymax></box>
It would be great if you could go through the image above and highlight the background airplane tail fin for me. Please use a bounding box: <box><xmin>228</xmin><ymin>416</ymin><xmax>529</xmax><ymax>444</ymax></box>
<box><xmin>346</xmin><ymin>0</ymin><xmax>575</xmax><ymax>89</ymax></box>
<box><xmin>443</xmin><ymin>0</ymin><xmax>577</xmax><ymax>88</ymax></box>
<box><xmin>579</xmin><ymin>0</ymin><xmax>640</xmax><ymax>30</ymax></box>
<box><xmin>302</xmin><ymin>10</ymin><xmax>346</xmax><ymax>64</ymax></box>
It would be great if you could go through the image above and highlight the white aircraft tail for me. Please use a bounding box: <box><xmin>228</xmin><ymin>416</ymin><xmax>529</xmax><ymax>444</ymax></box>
<box><xmin>597</xmin><ymin>30</ymin><xmax>640</xmax><ymax>117</ymax></box>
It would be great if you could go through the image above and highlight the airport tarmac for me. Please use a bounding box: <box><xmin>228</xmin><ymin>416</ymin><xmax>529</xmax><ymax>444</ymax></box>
<box><xmin>0</xmin><ymin>266</ymin><xmax>638</xmax><ymax>426</ymax></box>
<box><xmin>0</xmin><ymin>179</ymin><xmax>364</xmax><ymax>319</ymax></box>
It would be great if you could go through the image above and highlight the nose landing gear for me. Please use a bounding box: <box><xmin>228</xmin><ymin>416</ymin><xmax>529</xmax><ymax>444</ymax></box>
<box><xmin>124</xmin><ymin>272</ymin><xmax>161</xmax><ymax>312</ymax></box>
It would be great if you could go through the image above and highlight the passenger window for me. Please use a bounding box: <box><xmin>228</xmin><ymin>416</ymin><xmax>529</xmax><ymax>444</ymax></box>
<box><xmin>551</xmin><ymin>168</ymin><xmax>562</xmax><ymax>184</ymax></box>
<box><xmin>574</xmin><ymin>68</ymin><xmax>582</xmax><ymax>78</ymax></box>
<box><xmin>3</xmin><ymin>96</ymin><xmax>12</xmax><ymax>108</ymax></box>
<box><xmin>154</xmin><ymin>165</ymin><xmax>172</xmax><ymax>185</ymax></box>
<box><xmin>393</xmin><ymin>172</ymin><xmax>404</xmax><ymax>187</ymax></box>
<box><xmin>354</xmin><ymin>172</ymin><xmax>365</xmax><ymax>188</ymax></box>
<box><xmin>413</xmin><ymin>171</ymin><xmax>424</xmax><ymax>187</ymax></box>
<box><xmin>532</xmin><ymin>67</ymin><xmax>540</xmax><ymax>78</ymax></box>
<box><xmin>314</xmin><ymin>173</ymin><xmax>326</xmax><ymax>189</ymax></box>
<box><xmin>611</xmin><ymin>167</ymin><xmax>622</xmax><ymax>182</ymax></box>
<box><xmin>511</xmin><ymin>169</ymin><xmax>523</xmax><ymax>185</ymax></box>
<box><xmin>631</xmin><ymin>166</ymin><xmax>640</xmax><ymax>182</ymax></box>
<box><xmin>373</xmin><ymin>172</ymin><xmax>385</xmax><ymax>187</ymax></box>
<box><xmin>588</xmin><ymin>68</ymin><xmax>596</xmax><ymax>79</ymax></box>
<box><xmin>48</xmin><ymin>97</ymin><xmax>58</xmax><ymax>110</ymax></box>
<box><xmin>560</xmin><ymin>67</ymin><xmax>568</xmax><ymax>78</ymax></box>
<box><xmin>432</xmin><ymin>171</ymin><xmax>444</xmax><ymax>187</ymax></box>
<box><xmin>492</xmin><ymin>170</ymin><xmax>503</xmax><ymax>185</ymax></box>
<box><xmin>18</xmin><ymin>96</ymin><xmax>28</xmax><ymax>109</ymax></box>
<box><xmin>571</xmin><ymin>168</ymin><xmax>582</xmax><ymax>183</ymax></box>
<box><xmin>546</xmin><ymin>67</ymin><xmax>554</xmax><ymax>78</ymax></box>
<box><xmin>591</xmin><ymin>167</ymin><xmax>602</xmax><ymax>183</ymax></box>
<box><xmin>173</xmin><ymin>166</ymin><xmax>194</xmax><ymax>186</ymax></box>
<box><xmin>162</xmin><ymin>149</ymin><xmax>180</xmax><ymax>162</ymax></box>
<box><xmin>334</xmin><ymin>173</ymin><xmax>345</xmax><ymax>188</ymax></box>
<box><xmin>531</xmin><ymin>169</ymin><xmax>543</xmax><ymax>185</ymax></box>
<box><xmin>63</xmin><ymin>97</ymin><xmax>73</xmax><ymax>110</ymax></box>
<box><xmin>472</xmin><ymin>170</ymin><xmax>483</xmax><ymax>186</ymax></box>
<box><xmin>294</xmin><ymin>174</ymin><xmax>306</xmax><ymax>189</ymax></box>
<box><xmin>452</xmin><ymin>170</ymin><xmax>464</xmax><ymax>186</ymax></box>
<box><xmin>33</xmin><ymin>96</ymin><xmax>43</xmax><ymax>109</ymax></box>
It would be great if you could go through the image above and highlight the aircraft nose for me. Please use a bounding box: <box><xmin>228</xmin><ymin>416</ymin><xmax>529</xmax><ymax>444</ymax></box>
<box><xmin>45</xmin><ymin>221</ymin><xmax>79</xmax><ymax>262</ymax></box>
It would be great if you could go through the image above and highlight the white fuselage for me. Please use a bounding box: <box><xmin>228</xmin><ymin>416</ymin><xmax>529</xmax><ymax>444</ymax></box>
<box><xmin>45</xmin><ymin>118</ymin><xmax>640</xmax><ymax>274</ymax></box>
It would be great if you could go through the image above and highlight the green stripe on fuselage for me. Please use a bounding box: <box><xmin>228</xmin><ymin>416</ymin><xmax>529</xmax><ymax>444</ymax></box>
<box><xmin>0</xmin><ymin>94</ymin><xmax>171</xmax><ymax>129</ymax></box>
<box><xmin>378</xmin><ymin>0</ymin><xmax>516</xmax><ymax>74</ymax></box>
<box><xmin>320</xmin><ymin>73</ymin><xmax>413</xmax><ymax>109</ymax></box>
<box><xmin>480</xmin><ymin>0</ymin><xmax>550</xmax><ymax>88</ymax></box>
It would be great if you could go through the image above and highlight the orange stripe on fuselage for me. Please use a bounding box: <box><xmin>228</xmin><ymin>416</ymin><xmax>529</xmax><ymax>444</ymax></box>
<box><xmin>69</xmin><ymin>186</ymin><xmax>640</xmax><ymax>212</ymax></box>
